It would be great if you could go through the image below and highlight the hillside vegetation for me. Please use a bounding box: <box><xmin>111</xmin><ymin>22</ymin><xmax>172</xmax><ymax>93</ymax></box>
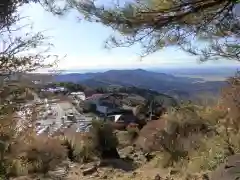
<box><xmin>54</xmin><ymin>69</ymin><xmax>227</xmax><ymax>100</ymax></box>
<box><xmin>0</xmin><ymin>72</ymin><xmax>239</xmax><ymax>180</ymax></box>
<box><xmin>1</xmin><ymin>0</ymin><xmax>239</xmax><ymax>179</ymax></box>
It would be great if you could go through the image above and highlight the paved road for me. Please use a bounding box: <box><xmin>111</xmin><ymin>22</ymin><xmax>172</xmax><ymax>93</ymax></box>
<box><xmin>56</xmin><ymin>102</ymin><xmax>95</xmax><ymax>133</ymax></box>
<box><xmin>45</xmin><ymin>103</ymin><xmax>68</xmax><ymax>135</ymax></box>
<box><xmin>36</xmin><ymin>99</ymin><xmax>97</xmax><ymax>135</ymax></box>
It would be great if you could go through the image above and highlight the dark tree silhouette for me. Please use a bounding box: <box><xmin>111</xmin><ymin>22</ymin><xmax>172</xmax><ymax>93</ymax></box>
<box><xmin>0</xmin><ymin>1</ymin><xmax>61</xmax><ymax>177</ymax></box>
<box><xmin>74</xmin><ymin>0</ymin><xmax>240</xmax><ymax>61</ymax></box>
<box><xmin>32</xmin><ymin>0</ymin><xmax>240</xmax><ymax>61</ymax></box>
<box><xmin>3</xmin><ymin>0</ymin><xmax>239</xmax><ymax>61</ymax></box>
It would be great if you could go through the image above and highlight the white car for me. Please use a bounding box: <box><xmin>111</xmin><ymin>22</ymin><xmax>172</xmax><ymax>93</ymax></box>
<box><xmin>47</xmin><ymin>110</ymin><xmax>52</xmax><ymax>115</ymax></box>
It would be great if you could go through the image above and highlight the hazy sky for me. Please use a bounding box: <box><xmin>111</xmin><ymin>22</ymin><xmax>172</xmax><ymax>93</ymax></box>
<box><xmin>17</xmin><ymin>3</ymin><xmax>240</xmax><ymax>70</ymax></box>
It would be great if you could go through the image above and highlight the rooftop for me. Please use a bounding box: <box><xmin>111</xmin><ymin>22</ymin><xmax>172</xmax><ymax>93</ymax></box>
<box><xmin>85</xmin><ymin>93</ymin><xmax>105</xmax><ymax>100</ymax></box>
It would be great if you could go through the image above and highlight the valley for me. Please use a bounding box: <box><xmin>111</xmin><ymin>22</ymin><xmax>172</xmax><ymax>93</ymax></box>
<box><xmin>52</xmin><ymin>69</ymin><xmax>228</xmax><ymax>100</ymax></box>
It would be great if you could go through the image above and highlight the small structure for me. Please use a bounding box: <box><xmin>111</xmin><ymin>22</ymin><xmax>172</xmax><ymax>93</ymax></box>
<box><xmin>106</xmin><ymin>112</ymin><xmax>138</xmax><ymax>130</ymax></box>
<box><xmin>85</xmin><ymin>94</ymin><xmax>104</xmax><ymax>101</ymax></box>
<box><xmin>41</xmin><ymin>87</ymin><xmax>67</xmax><ymax>93</ymax></box>
<box><xmin>32</xmin><ymin>80</ymin><xmax>41</xmax><ymax>84</ymax></box>
<box><xmin>71</xmin><ymin>92</ymin><xmax>86</xmax><ymax>101</ymax></box>
<box><xmin>84</xmin><ymin>94</ymin><xmax>109</xmax><ymax>114</ymax></box>
<box><xmin>66</xmin><ymin>110</ymin><xmax>75</xmax><ymax>121</ymax></box>
<box><xmin>107</xmin><ymin>113</ymin><xmax>137</xmax><ymax>124</ymax></box>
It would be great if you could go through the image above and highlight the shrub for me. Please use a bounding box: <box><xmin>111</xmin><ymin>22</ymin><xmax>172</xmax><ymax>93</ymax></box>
<box><xmin>150</xmin><ymin>77</ymin><xmax>240</xmax><ymax>177</ymax></box>
<box><xmin>6</xmin><ymin>137</ymin><xmax>67</xmax><ymax>176</ymax></box>
<box><xmin>138</xmin><ymin>102</ymin><xmax>223</xmax><ymax>169</ymax></box>
<box><xmin>212</xmin><ymin>72</ymin><xmax>240</xmax><ymax>155</ymax></box>
<box><xmin>221</xmin><ymin>71</ymin><xmax>240</xmax><ymax>122</ymax></box>
<box><xmin>61</xmin><ymin>120</ymin><xmax>119</xmax><ymax>162</ymax></box>
<box><xmin>182</xmin><ymin>74</ymin><xmax>240</xmax><ymax>175</ymax></box>
<box><xmin>90</xmin><ymin>120</ymin><xmax>119</xmax><ymax>158</ymax></box>
<box><xmin>61</xmin><ymin>132</ymin><xmax>97</xmax><ymax>163</ymax></box>
<box><xmin>0</xmin><ymin>103</ymin><xmax>37</xmax><ymax>178</ymax></box>
<box><xmin>187</xmin><ymin>135</ymin><xmax>228</xmax><ymax>173</ymax></box>
<box><xmin>155</xmin><ymin>104</ymin><xmax>210</xmax><ymax>165</ymax></box>
<box><xmin>126</xmin><ymin>125</ymin><xmax>139</xmax><ymax>142</ymax></box>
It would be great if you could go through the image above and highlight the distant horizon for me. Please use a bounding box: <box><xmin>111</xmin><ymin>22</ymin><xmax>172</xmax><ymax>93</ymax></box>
<box><xmin>33</xmin><ymin>64</ymin><xmax>240</xmax><ymax>75</ymax></box>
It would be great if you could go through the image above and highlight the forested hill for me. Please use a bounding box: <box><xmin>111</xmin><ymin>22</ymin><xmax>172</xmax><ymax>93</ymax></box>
<box><xmin>54</xmin><ymin>69</ymin><xmax>227</xmax><ymax>99</ymax></box>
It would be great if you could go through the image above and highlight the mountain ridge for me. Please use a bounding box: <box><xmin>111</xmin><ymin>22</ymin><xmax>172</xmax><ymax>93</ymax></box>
<box><xmin>54</xmin><ymin>69</ymin><xmax>227</xmax><ymax>99</ymax></box>
<box><xmin>55</xmin><ymin>69</ymin><xmax>200</xmax><ymax>83</ymax></box>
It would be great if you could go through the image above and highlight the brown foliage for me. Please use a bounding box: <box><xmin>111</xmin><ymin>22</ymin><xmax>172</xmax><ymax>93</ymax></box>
<box><xmin>135</xmin><ymin>119</ymin><xmax>166</xmax><ymax>152</ymax></box>
<box><xmin>60</xmin><ymin>120</ymin><xmax>120</xmax><ymax>163</ymax></box>
<box><xmin>90</xmin><ymin>120</ymin><xmax>119</xmax><ymax>155</ymax></box>
<box><xmin>134</xmin><ymin>75</ymin><xmax>240</xmax><ymax>175</ymax></box>
<box><xmin>221</xmin><ymin>71</ymin><xmax>240</xmax><ymax>121</ymax></box>
<box><xmin>6</xmin><ymin>137</ymin><xmax>67</xmax><ymax>176</ymax></box>
<box><xmin>135</xmin><ymin>103</ymin><xmax>222</xmax><ymax>169</ymax></box>
<box><xmin>61</xmin><ymin>132</ymin><xmax>97</xmax><ymax>163</ymax></box>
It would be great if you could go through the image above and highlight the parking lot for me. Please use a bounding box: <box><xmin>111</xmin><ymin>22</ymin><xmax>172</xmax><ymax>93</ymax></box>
<box><xmin>36</xmin><ymin>99</ymin><xmax>95</xmax><ymax>136</ymax></box>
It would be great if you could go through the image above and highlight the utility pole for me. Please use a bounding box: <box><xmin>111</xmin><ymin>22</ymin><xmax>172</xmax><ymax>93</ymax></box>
<box><xmin>149</xmin><ymin>96</ymin><xmax>154</xmax><ymax>121</ymax></box>
<box><xmin>149</xmin><ymin>100</ymin><xmax>152</xmax><ymax>121</ymax></box>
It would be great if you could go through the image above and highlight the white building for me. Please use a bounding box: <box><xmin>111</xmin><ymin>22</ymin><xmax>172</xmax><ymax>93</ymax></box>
<box><xmin>71</xmin><ymin>92</ymin><xmax>86</xmax><ymax>101</ymax></box>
